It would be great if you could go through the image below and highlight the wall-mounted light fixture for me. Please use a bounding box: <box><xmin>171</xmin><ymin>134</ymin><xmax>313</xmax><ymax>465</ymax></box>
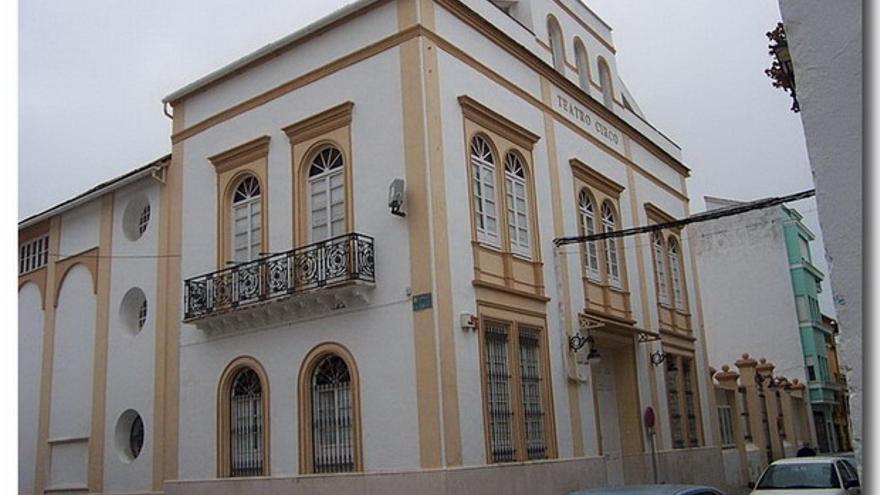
<box><xmin>569</xmin><ymin>333</ymin><xmax>600</xmax><ymax>365</ymax></box>
<box><xmin>388</xmin><ymin>178</ymin><xmax>406</xmax><ymax>217</ymax></box>
<box><xmin>650</xmin><ymin>350</ymin><xmax>668</xmax><ymax>367</ymax></box>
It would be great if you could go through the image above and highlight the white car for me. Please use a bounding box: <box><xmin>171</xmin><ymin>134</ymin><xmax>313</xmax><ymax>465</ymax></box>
<box><xmin>750</xmin><ymin>457</ymin><xmax>861</xmax><ymax>494</ymax></box>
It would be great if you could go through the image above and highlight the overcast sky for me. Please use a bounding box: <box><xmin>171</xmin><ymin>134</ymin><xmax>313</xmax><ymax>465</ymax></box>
<box><xmin>18</xmin><ymin>0</ymin><xmax>834</xmax><ymax>313</ymax></box>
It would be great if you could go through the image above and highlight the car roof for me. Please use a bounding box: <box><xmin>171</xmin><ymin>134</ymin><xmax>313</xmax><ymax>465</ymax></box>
<box><xmin>569</xmin><ymin>485</ymin><xmax>720</xmax><ymax>495</ymax></box>
<box><xmin>771</xmin><ymin>456</ymin><xmax>844</xmax><ymax>465</ymax></box>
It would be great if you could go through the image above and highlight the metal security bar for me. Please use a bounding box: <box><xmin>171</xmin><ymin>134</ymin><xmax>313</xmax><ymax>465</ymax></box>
<box><xmin>485</xmin><ymin>321</ymin><xmax>515</xmax><ymax>463</ymax></box>
<box><xmin>683</xmin><ymin>358</ymin><xmax>699</xmax><ymax>447</ymax></box>
<box><xmin>519</xmin><ymin>329</ymin><xmax>546</xmax><ymax>460</ymax></box>
<box><xmin>184</xmin><ymin>233</ymin><xmax>375</xmax><ymax>320</ymax></box>
<box><xmin>230</xmin><ymin>368</ymin><xmax>263</xmax><ymax>477</ymax></box>
<box><xmin>312</xmin><ymin>355</ymin><xmax>354</xmax><ymax>473</ymax></box>
<box><xmin>665</xmin><ymin>359</ymin><xmax>684</xmax><ymax>449</ymax></box>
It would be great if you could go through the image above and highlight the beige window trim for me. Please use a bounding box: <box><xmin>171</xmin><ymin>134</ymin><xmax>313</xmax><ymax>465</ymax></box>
<box><xmin>297</xmin><ymin>342</ymin><xmax>363</xmax><ymax>474</ymax></box>
<box><xmin>459</xmin><ymin>96</ymin><xmax>544</xmax><ymax>297</ymax></box>
<box><xmin>283</xmin><ymin>102</ymin><xmax>355</xmax><ymax>247</ymax></box>
<box><xmin>208</xmin><ymin>136</ymin><xmax>271</xmax><ymax>268</ymax></box>
<box><xmin>645</xmin><ymin>203</ymin><xmax>692</xmax><ymax>323</ymax></box>
<box><xmin>216</xmin><ymin>356</ymin><xmax>271</xmax><ymax>478</ymax></box>
<box><xmin>477</xmin><ymin>302</ymin><xmax>557</xmax><ymax>463</ymax></box>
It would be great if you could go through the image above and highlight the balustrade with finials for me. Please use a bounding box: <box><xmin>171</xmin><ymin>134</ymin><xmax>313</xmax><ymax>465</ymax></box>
<box><xmin>184</xmin><ymin>233</ymin><xmax>375</xmax><ymax>320</ymax></box>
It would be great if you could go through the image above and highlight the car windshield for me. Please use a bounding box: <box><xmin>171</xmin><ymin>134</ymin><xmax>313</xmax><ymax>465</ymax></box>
<box><xmin>756</xmin><ymin>463</ymin><xmax>840</xmax><ymax>489</ymax></box>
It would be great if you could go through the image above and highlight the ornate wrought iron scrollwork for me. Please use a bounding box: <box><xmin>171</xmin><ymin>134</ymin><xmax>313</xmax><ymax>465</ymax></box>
<box><xmin>183</xmin><ymin>233</ymin><xmax>376</xmax><ymax>320</ymax></box>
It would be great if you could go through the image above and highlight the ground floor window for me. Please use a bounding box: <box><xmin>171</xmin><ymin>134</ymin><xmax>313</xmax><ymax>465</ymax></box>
<box><xmin>664</xmin><ymin>354</ymin><xmax>703</xmax><ymax>449</ymax></box>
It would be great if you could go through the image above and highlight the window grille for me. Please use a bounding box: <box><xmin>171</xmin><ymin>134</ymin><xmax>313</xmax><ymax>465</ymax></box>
<box><xmin>601</xmin><ymin>202</ymin><xmax>621</xmax><ymax>288</ymax></box>
<box><xmin>19</xmin><ymin>235</ymin><xmax>49</xmax><ymax>275</ymax></box>
<box><xmin>668</xmin><ymin>238</ymin><xmax>684</xmax><ymax>309</ymax></box>
<box><xmin>518</xmin><ymin>329</ymin><xmax>546</xmax><ymax>459</ymax></box>
<box><xmin>484</xmin><ymin>321</ymin><xmax>515</xmax><ymax>462</ymax></box>
<box><xmin>718</xmin><ymin>404</ymin><xmax>735</xmax><ymax>447</ymax></box>
<box><xmin>130</xmin><ymin>414</ymin><xmax>144</xmax><ymax>459</ymax></box>
<box><xmin>470</xmin><ymin>136</ymin><xmax>499</xmax><ymax>245</ymax></box>
<box><xmin>229</xmin><ymin>367</ymin><xmax>263</xmax><ymax>477</ymax></box>
<box><xmin>682</xmin><ymin>358</ymin><xmax>699</xmax><ymax>447</ymax></box>
<box><xmin>775</xmin><ymin>391</ymin><xmax>786</xmax><ymax>439</ymax></box>
<box><xmin>665</xmin><ymin>358</ymin><xmax>684</xmax><ymax>449</ymax></box>
<box><xmin>578</xmin><ymin>190</ymin><xmax>601</xmax><ymax>280</ymax></box>
<box><xmin>138</xmin><ymin>299</ymin><xmax>148</xmax><ymax>330</ymax></box>
<box><xmin>232</xmin><ymin>176</ymin><xmax>262</xmax><ymax>263</ymax></box>
<box><xmin>308</xmin><ymin>146</ymin><xmax>346</xmax><ymax>243</ymax></box>
<box><xmin>652</xmin><ymin>232</ymin><xmax>668</xmax><ymax>304</ymax></box>
<box><xmin>311</xmin><ymin>355</ymin><xmax>354</xmax><ymax>473</ymax></box>
<box><xmin>138</xmin><ymin>204</ymin><xmax>151</xmax><ymax>236</ymax></box>
<box><xmin>504</xmin><ymin>152</ymin><xmax>530</xmax><ymax>257</ymax></box>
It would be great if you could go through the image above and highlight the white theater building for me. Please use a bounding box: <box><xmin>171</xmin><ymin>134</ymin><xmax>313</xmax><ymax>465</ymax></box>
<box><xmin>19</xmin><ymin>1</ymin><xmax>727</xmax><ymax>493</ymax></box>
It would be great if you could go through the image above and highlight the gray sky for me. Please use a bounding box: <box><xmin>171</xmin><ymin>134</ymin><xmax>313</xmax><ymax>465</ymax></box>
<box><xmin>18</xmin><ymin>0</ymin><xmax>834</xmax><ymax>314</ymax></box>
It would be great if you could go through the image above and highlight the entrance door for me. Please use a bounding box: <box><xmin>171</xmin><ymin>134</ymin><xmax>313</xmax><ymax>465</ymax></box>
<box><xmin>594</xmin><ymin>354</ymin><xmax>624</xmax><ymax>485</ymax></box>
<box><xmin>814</xmin><ymin>411</ymin><xmax>830</xmax><ymax>453</ymax></box>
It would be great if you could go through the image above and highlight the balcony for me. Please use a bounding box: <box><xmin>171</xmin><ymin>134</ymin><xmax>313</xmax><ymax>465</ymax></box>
<box><xmin>184</xmin><ymin>233</ymin><xmax>375</xmax><ymax>332</ymax></box>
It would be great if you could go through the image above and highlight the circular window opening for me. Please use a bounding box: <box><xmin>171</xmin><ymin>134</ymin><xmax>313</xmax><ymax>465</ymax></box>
<box><xmin>123</xmin><ymin>195</ymin><xmax>151</xmax><ymax>241</ymax></box>
<box><xmin>120</xmin><ymin>288</ymin><xmax>148</xmax><ymax>336</ymax></box>
<box><xmin>114</xmin><ymin>409</ymin><xmax>145</xmax><ymax>463</ymax></box>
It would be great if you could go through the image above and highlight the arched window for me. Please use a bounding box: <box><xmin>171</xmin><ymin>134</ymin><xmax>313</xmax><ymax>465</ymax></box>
<box><xmin>577</xmin><ymin>189</ymin><xmax>600</xmax><ymax>280</ymax></box>
<box><xmin>598</xmin><ymin>57</ymin><xmax>614</xmax><ymax>108</ymax></box>
<box><xmin>231</xmin><ymin>176</ymin><xmax>262</xmax><ymax>262</ymax></box>
<box><xmin>652</xmin><ymin>232</ymin><xmax>669</xmax><ymax>305</ymax></box>
<box><xmin>668</xmin><ymin>237</ymin><xmax>685</xmax><ymax>309</ymax></box>
<box><xmin>601</xmin><ymin>202</ymin><xmax>621</xmax><ymax>287</ymax></box>
<box><xmin>310</xmin><ymin>354</ymin><xmax>355</xmax><ymax>473</ymax></box>
<box><xmin>574</xmin><ymin>38</ymin><xmax>590</xmax><ymax>91</ymax></box>
<box><xmin>470</xmin><ymin>135</ymin><xmax>499</xmax><ymax>245</ymax></box>
<box><xmin>504</xmin><ymin>152</ymin><xmax>530</xmax><ymax>257</ymax></box>
<box><xmin>308</xmin><ymin>145</ymin><xmax>346</xmax><ymax>242</ymax></box>
<box><xmin>547</xmin><ymin>16</ymin><xmax>565</xmax><ymax>73</ymax></box>
<box><xmin>229</xmin><ymin>367</ymin><xmax>264</xmax><ymax>477</ymax></box>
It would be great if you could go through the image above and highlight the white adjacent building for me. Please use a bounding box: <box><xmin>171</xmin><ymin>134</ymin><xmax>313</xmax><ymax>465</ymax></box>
<box><xmin>19</xmin><ymin>1</ymin><xmax>729</xmax><ymax>493</ymax></box>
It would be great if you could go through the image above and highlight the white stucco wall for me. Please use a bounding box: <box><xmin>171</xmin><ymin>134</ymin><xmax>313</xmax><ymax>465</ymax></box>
<box><xmin>59</xmin><ymin>199</ymin><xmax>100</xmax><ymax>257</ymax></box>
<box><xmin>102</xmin><ymin>179</ymin><xmax>160</xmax><ymax>492</ymax></box>
<box><xmin>19</xmin><ymin>283</ymin><xmax>44</xmax><ymax>495</ymax></box>
<box><xmin>693</xmin><ymin>205</ymin><xmax>807</xmax><ymax>382</ymax></box>
<box><xmin>778</xmin><ymin>0</ymin><xmax>862</xmax><ymax>467</ymax></box>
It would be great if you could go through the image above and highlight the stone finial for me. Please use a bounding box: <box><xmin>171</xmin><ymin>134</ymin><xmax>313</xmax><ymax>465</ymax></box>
<box><xmin>722</xmin><ymin>365</ymin><xmax>731</xmax><ymax>372</ymax></box>
<box><xmin>759</xmin><ymin>357</ymin><xmax>767</xmax><ymax>364</ymax></box>
<box><xmin>709</xmin><ymin>366</ymin><xmax>717</xmax><ymax>374</ymax></box>
<box><xmin>792</xmin><ymin>378</ymin><xmax>799</xmax><ymax>385</ymax></box>
<box><xmin>742</xmin><ymin>353</ymin><xmax>750</xmax><ymax>360</ymax></box>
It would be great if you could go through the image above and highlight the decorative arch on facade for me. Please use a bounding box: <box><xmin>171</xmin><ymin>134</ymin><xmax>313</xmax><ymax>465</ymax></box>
<box><xmin>300</xmin><ymin>141</ymin><xmax>348</xmax><ymax>243</ymax></box>
<box><xmin>546</xmin><ymin>15</ymin><xmax>566</xmax><ymax>73</ymax></box>
<box><xmin>216</xmin><ymin>355</ymin><xmax>271</xmax><ymax>478</ymax></box>
<box><xmin>53</xmin><ymin>248</ymin><xmax>99</xmax><ymax>307</ymax></box>
<box><xmin>297</xmin><ymin>342</ymin><xmax>363</xmax><ymax>474</ymax></box>
<box><xmin>597</xmin><ymin>56</ymin><xmax>614</xmax><ymax>108</ymax></box>
<box><xmin>225</xmin><ymin>173</ymin><xmax>264</xmax><ymax>263</ymax></box>
<box><xmin>573</xmin><ymin>37</ymin><xmax>591</xmax><ymax>91</ymax></box>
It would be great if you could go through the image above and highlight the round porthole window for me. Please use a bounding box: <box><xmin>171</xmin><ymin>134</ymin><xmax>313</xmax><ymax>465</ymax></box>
<box><xmin>120</xmin><ymin>288</ymin><xmax>148</xmax><ymax>336</ymax></box>
<box><xmin>122</xmin><ymin>195</ymin><xmax>151</xmax><ymax>241</ymax></box>
<box><xmin>114</xmin><ymin>409</ymin><xmax>145</xmax><ymax>463</ymax></box>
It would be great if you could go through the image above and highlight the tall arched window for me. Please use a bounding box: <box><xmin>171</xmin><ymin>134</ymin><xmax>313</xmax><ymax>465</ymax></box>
<box><xmin>311</xmin><ymin>355</ymin><xmax>354</xmax><ymax>473</ymax></box>
<box><xmin>652</xmin><ymin>232</ymin><xmax>669</xmax><ymax>305</ymax></box>
<box><xmin>547</xmin><ymin>16</ymin><xmax>565</xmax><ymax>73</ymax></box>
<box><xmin>504</xmin><ymin>151</ymin><xmax>530</xmax><ymax>257</ymax></box>
<box><xmin>470</xmin><ymin>135</ymin><xmax>500</xmax><ymax>245</ymax></box>
<box><xmin>601</xmin><ymin>202</ymin><xmax>621</xmax><ymax>288</ymax></box>
<box><xmin>668</xmin><ymin>237</ymin><xmax>685</xmax><ymax>309</ymax></box>
<box><xmin>574</xmin><ymin>38</ymin><xmax>590</xmax><ymax>91</ymax></box>
<box><xmin>577</xmin><ymin>189</ymin><xmax>600</xmax><ymax>280</ymax></box>
<box><xmin>231</xmin><ymin>176</ymin><xmax>262</xmax><ymax>262</ymax></box>
<box><xmin>598</xmin><ymin>57</ymin><xmax>614</xmax><ymax>108</ymax></box>
<box><xmin>308</xmin><ymin>145</ymin><xmax>346</xmax><ymax>242</ymax></box>
<box><xmin>229</xmin><ymin>367</ymin><xmax>264</xmax><ymax>477</ymax></box>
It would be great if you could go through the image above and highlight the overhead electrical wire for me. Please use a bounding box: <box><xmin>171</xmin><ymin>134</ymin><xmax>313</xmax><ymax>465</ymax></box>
<box><xmin>553</xmin><ymin>189</ymin><xmax>817</xmax><ymax>247</ymax></box>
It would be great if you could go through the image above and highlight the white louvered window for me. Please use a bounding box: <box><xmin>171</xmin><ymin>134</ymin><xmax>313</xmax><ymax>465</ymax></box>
<box><xmin>19</xmin><ymin>235</ymin><xmax>49</xmax><ymax>275</ymax></box>
<box><xmin>470</xmin><ymin>136</ymin><xmax>499</xmax><ymax>246</ymax></box>
<box><xmin>578</xmin><ymin>190</ymin><xmax>601</xmax><ymax>280</ymax></box>
<box><xmin>601</xmin><ymin>202</ymin><xmax>621</xmax><ymax>288</ymax></box>
<box><xmin>311</xmin><ymin>355</ymin><xmax>354</xmax><ymax>473</ymax></box>
<box><xmin>229</xmin><ymin>368</ymin><xmax>263</xmax><ymax>477</ymax></box>
<box><xmin>668</xmin><ymin>238</ymin><xmax>685</xmax><ymax>309</ymax></box>
<box><xmin>652</xmin><ymin>232</ymin><xmax>669</xmax><ymax>305</ymax></box>
<box><xmin>485</xmin><ymin>321</ymin><xmax>514</xmax><ymax>462</ymax></box>
<box><xmin>504</xmin><ymin>152</ymin><xmax>530</xmax><ymax>257</ymax></box>
<box><xmin>309</xmin><ymin>146</ymin><xmax>346</xmax><ymax>243</ymax></box>
<box><xmin>519</xmin><ymin>328</ymin><xmax>546</xmax><ymax>460</ymax></box>
<box><xmin>231</xmin><ymin>176</ymin><xmax>262</xmax><ymax>263</ymax></box>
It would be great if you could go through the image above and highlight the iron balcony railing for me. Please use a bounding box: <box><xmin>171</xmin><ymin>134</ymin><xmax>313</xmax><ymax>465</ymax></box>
<box><xmin>184</xmin><ymin>233</ymin><xmax>375</xmax><ymax>321</ymax></box>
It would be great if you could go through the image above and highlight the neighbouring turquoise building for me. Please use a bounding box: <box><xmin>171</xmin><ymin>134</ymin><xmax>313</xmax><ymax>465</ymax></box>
<box><xmin>781</xmin><ymin>206</ymin><xmax>846</xmax><ymax>452</ymax></box>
